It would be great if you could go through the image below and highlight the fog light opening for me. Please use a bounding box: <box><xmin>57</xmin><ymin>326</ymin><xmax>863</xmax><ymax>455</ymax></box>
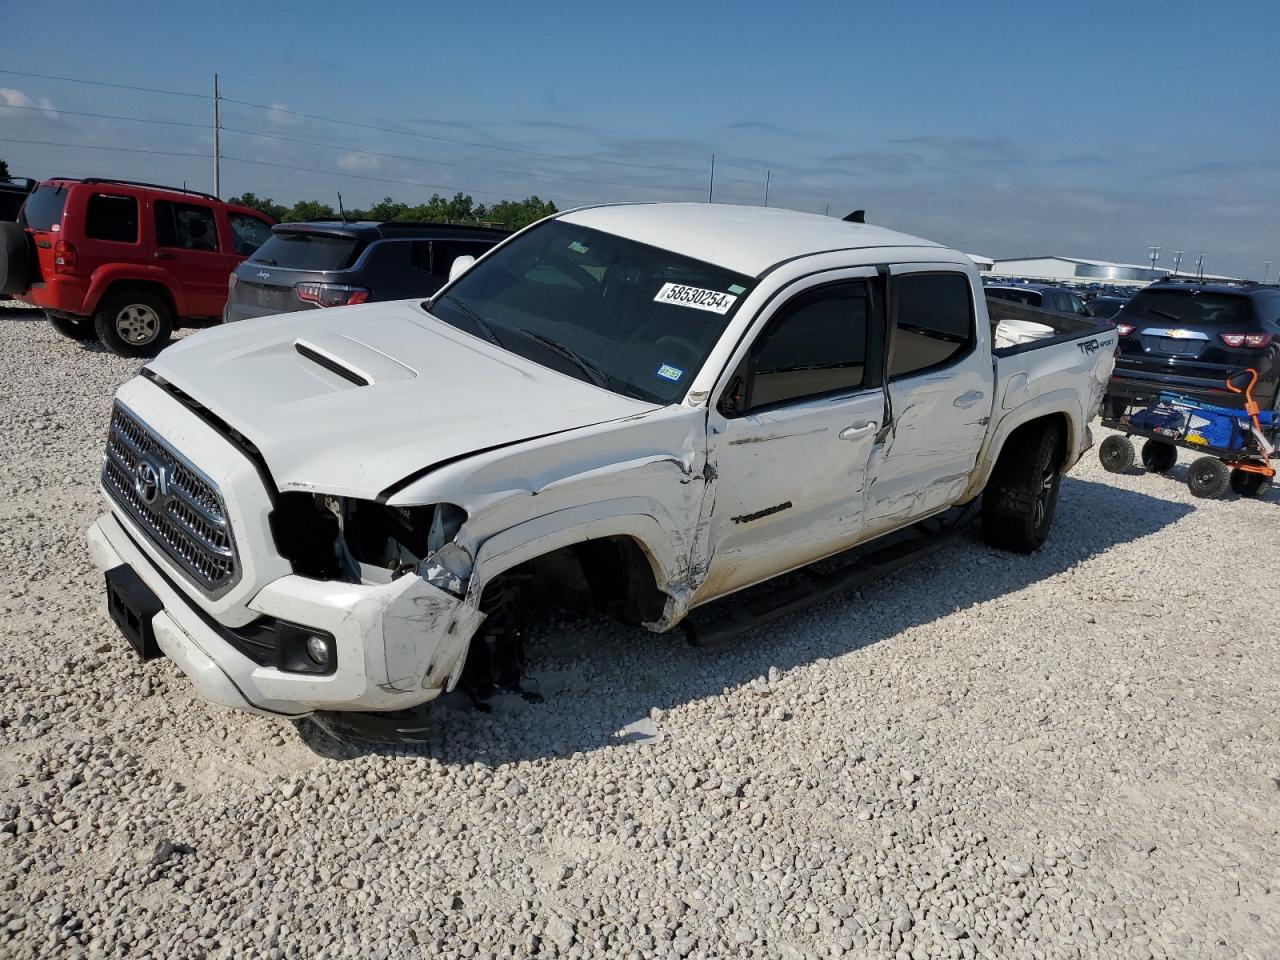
<box><xmin>305</xmin><ymin>635</ymin><xmax>332</xmax><ymax>666</ymax></box>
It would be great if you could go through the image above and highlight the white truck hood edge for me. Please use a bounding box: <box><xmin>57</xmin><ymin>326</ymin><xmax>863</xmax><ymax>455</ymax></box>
<box><xmin>145</xmin><ymin>302</ymin><xmax>659</xmax><ymax>499</ymax></box>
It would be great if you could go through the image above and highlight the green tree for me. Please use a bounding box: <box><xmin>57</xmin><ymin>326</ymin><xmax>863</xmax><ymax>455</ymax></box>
<box><xmin>282</xmin><ymin>199</ymin><xmax>337</xmax><ymax>223</ymax></box>
<box><xmin>227</xmin><ymin>192</ymin><xmax>288</xmax><ymax>222</ymax></box>
<box><xmin>484</xmin><ymin>196</ymin><xmax>557</xmax><ymax>230</ymax></box>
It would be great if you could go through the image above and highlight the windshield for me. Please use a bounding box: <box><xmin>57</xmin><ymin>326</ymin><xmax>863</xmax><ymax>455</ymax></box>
<box><xmin>19</xmin><ymin>184</ymin><xmax>68</xmax><ymax>231</ymax></box>
<box><xmin>427</xmin><ymin>220</ymin><xmax>754</xmax><ymax>404</ymax></box>
<box><xmin>1120</xmin><ymin>290</ymin><xmax>1253</xmax><ymax>327</ymax></box>
<box><xmin>250</xmin><ymin>231</ymin><xmax>364</xmax><ymax>270</ymax></box>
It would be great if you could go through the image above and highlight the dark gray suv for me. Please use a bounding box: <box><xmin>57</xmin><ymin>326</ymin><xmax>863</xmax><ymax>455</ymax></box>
<box><xmin>224</xmin><ymin>220</ymin><xmax>510</xmax><ymax>322</ymax></box>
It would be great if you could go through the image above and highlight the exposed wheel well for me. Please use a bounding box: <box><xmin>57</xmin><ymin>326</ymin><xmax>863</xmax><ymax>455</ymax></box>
<box><xmin>998</xmin><ymin>412</ymin><xmax>1069</xmax><ymax>473</ymax></box>
<box><xmin>479</xmin><ymin>535</ymin><xmax>668</xmax><ymax>626</ymax></box>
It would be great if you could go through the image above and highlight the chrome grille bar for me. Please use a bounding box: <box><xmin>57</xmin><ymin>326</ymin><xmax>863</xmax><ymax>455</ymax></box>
<box><xmin>101</xmin><ymin>403</ymin><xmax>240</xmax><ymax>595</ymax></box>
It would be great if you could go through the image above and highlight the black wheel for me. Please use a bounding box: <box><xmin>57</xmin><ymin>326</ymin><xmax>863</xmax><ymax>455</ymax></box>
<box><xmin>982</xmin><ymin>423</ymin><xmax>1063</xmax><ymax>554</ymax></box>
<box><xmin>47</xmin><ymin>314</ymin><xmax>97</xmax><ymax>341</ymax></box>
<box><xmin>1098</xmin><ymin>435</ymin><xmax>1135</xmax><ymax>473</ymax></box>
<box><xmin>0</xmin><ymin>221</ymin><xmax>32</xmax><ymax>295</ymax></box>
<box><xmin>1186</xmin><ymin>456</ymin><xmax>1231</xmax><ymax>499</ymax></box>
<box><xmin>94</xmin><ymin>289</ymin><xmax>173</xmax><ymax>358</ymax></box>
<box><xmin>1229</xmin><ymin>469</ymin><xmax>1272</xmax><ymax>498</ymax></box>
<box><xmin>1140</xmin><ymin>439</ymin><xmax>1177</xmax><ymax>474</ymax></box>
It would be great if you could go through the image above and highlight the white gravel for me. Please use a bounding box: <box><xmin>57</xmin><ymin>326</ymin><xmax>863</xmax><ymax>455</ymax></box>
<box><xmin>1</xmin><ymin>306</ymin><xmax>1278</xmax><ymax>959</ymax></box>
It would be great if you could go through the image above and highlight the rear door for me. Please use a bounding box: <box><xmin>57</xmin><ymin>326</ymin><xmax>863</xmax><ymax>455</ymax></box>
<box><xmin>861</xmin><ymin>265</ymin><xmax>989</xmax><ymax>538</ymax></box>
<box><xmin>19</xmin><ymin>182</ymin><xmax>73</xmax><ymax>283</ymax></box>
<box><xmin>152</xmin><ymin>198</ymin><xmax>231</xmax><ymax>317</ymax></box>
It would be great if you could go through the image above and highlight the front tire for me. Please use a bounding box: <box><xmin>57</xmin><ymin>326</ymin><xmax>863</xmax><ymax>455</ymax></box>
<box><xmin>94</xmin><ymin>289</ymin><xmax>173</xmax><ymax>358</ymax></box>
<box><xmin>982</xmin><ymin>423</ymin><xmax>1063</xmax><ymax>554</ymax></box>
<box><xmin>1186</xmin><ymin>457</ymin><xmax>1230</xmax><ymax>499</ymax></box>
<box><xmin>47</xmin><ymin>314</ymin><xmax>97</xmax><ymax>341</ymax></box>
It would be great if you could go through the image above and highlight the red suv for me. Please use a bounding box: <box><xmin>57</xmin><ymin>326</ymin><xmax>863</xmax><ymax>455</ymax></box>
<box><xmin>0</xmin><ymin>178</ymin><xmax>274</xmax><ymax>356</ymax></box>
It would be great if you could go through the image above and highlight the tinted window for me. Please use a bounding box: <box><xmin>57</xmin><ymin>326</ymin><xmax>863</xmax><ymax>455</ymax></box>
<box><xmin>890</xmin><ymin>273</ymin><xmax>974</xmax><ymax>379</ymax></box>
<box><xmin>431</xmin><ymin>220</ymin><xmax>753</xmax><ymax>405</ymax></box>
<box><xmin>228</xmin><ymin>213</ymin><xmax>273</xmax><ymax>256</ymax></box>
<box><xmin>1121</xmin><ymin>290</ymin><xmax>1252</xmax><ymax>327</ymax></box>
<box><xmin>250</xmin><ymin>231</ymin><xmax>363</xmax><ymax>270</ymax></box>
<box><xmin>155</xmin><ymin>201</ymin><xmax>219</xmax><ymax>252</ymax></box>
<box><xmin>410</xmin><ymin>239</ymin><xmax>492</xmax><ymax>279</ymax></box>
<box><xmin>84</xmin><ymin>194</ymin><xmax>138</xmax><ymax>243</ymax></box>
<box><xmin>749</xmin><ymin>282</ymin><xmax>868</xmax><ymax>410</ymax></box>
<box><xmin>19</xmin><ymin>184</ymin><xmax>68</xmax><ymax>231</ymax></box>
<box><xmin>987</xmin><ymin>287</ymin><xmax>1041</xmax><ymax>307</ymax></box>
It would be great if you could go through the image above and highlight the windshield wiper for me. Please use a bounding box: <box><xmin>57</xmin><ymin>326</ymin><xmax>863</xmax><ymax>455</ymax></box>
<box><xmin>1148</xmin><ymin>308</ymin><xmax>1183</xmax><ymax>323</ymax></box>
<box><xmin>512</xmin><ymin>329</ymin><xmax>611</xmax><ymax>389</ymax></box>
<box><xmin>251</xmin><ymin>257</ymin><xmax>277</xmax><ymax>265</ymax></box>
<box><xmin>437</xmin><ymin>295</ymin><xmax>502</xmax><ymax>346</ymax></box>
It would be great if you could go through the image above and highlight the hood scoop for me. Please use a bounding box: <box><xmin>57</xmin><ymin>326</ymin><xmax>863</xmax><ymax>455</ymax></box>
<box><xmin>293</xmin><ymin>332</ymin><xmax>418</xmax><ymax>387</ymax></box>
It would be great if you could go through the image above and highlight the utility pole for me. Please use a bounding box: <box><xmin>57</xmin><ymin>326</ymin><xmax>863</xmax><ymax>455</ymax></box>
<box><xmin>1195</xmin><ymin>253</ymin><xmax>1204</xmax><ymax>278</ymax></box>
<box><xmin>1263</xmin><ymin>260</ymin><xmax>1272</xmax><ymax>284</ymax></box>
<box><xmin>708</xmin><ymin>154</ymin><xmax>715</xmax><ymax>203</ymax></box>
<box><xmin>212</xmin><ymin>73</ymin><xmax>221</xmax><ymax>199</ymax></box>
<box><xmin>1148</xmin><ymin>246</ymin><xmax>1161</xmax><ymax>270</ymax></box>
<box><xmin>1172</xmin><ymin>250</ymin><xmax>1183</xmax><ymax>276</ymax></box>
<box><xmin>763</xmin><ymin>170</ymin><xmax>771</xmax><ymax>207</ymax></box>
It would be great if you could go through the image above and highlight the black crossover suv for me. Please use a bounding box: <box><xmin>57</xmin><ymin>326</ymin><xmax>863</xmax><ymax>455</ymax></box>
<box><xmin>1105</xmin><ymin>277</ymin><xmax>1280</xmax><ymax>411</ymax></box>
<box><xmin>224</xmin><ymin>220</ymin><xmax>509</xmax><ymax>323</ymax></box>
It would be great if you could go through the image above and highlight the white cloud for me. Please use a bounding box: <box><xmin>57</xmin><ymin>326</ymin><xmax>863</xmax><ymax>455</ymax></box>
<box><xmin>265</xmin><ymin>102</ymin><xmax>300</xmax><ymax>127</ymax></box>
<box><xmin>0</xmin><ymin>87</ymin><xmax>57</xmax><ymax>119</ymax></box>
<box><xmin>337</xmin><ymin>152</ymin><xmax>380</xmax><ymax>173</ymax></box>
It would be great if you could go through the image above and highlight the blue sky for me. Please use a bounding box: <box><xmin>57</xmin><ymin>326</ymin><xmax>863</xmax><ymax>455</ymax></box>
<box><xmin>2</xmin><ymin>0</ymin><xmax>1278</xmax><ymax>277</ymax></box>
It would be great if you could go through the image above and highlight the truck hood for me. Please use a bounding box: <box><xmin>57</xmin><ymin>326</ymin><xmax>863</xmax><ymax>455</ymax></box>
<box><xmin>146</xmin><ymin>301</ymin><xmax>659</xmax><ymax>498</ymax></box>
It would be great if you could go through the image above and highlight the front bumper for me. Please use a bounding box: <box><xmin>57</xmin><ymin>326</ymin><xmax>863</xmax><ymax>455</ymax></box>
<box><xmin>88</xmin><ymin>511</ymin><xmax>484</xmax><ymax>717</ymax></box>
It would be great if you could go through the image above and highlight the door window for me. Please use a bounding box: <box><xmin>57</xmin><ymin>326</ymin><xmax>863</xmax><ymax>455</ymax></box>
<box><xmin>228</xmin><ymin>213</ymin><xmax>273</xmax><ymax>256</ymax></box>
<box><xmin>84</xmin><ymin>194</ymin><xmax>138</xmax><ymax>243</ymax></box>
<box><xmin>154</xmin><ymin>200</ymin><xmax>219</xmax><ymax>252</ymax></box>
<box><xmin>888</xmin><ymin>272</ymin><xmax>974</xmax><ymax>379</ymax></box>
<box><xmin>747</xmin><ymin>281</ymin><xmax>869</xmax><ymax>411</ymax></box>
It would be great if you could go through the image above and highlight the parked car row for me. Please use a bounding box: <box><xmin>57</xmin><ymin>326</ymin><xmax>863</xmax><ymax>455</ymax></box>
<box><xmin>0</xmin><ymin>177</ymin><xmax>510</xmax><ymax>356</ymax></box>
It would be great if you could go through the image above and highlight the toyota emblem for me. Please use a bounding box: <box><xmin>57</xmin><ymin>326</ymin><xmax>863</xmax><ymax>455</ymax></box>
<box><xmin>133</xmin><ymin>458</ymin><xmax>165</xmax><ymax>505</ymax></box>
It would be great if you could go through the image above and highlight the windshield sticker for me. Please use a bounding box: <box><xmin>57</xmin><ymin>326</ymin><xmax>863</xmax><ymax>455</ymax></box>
<box><xmin>654</xmin><ymin>282</ymin><xmax>738</xmax><ymax>315</ymax></box>
<box><xmin>568</xmin><ymin>240</ymin><xmax>590</xmax><ymax>254</ymax></box>
<box><xmin>727</xmin><ymin>283</ymin><xmax>747</xmax><ymax>295</ymax></box>
<box><xmin>656</xmin><ymin>363</ymin><xmax>685</xmax><ymax>382</ymax></box>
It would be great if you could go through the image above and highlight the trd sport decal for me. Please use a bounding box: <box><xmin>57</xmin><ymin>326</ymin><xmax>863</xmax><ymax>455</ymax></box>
<box><xmin>731</xmin><ymin>501</ymin><xmax>793</xmax><ymax>524</ymax></box>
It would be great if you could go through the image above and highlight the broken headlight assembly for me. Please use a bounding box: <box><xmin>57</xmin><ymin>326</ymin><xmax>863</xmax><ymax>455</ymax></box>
<box><xmin>270</xmin><ymin>495</ymin><xmax>471</xmax><ymax>596</ymax></box>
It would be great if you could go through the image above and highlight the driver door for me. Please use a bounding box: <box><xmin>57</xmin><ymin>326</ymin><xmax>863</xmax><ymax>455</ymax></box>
<box><xmin>696</xmin><ymin>270</ymin><xmax>885</xmax><ymax>603</ymax></box>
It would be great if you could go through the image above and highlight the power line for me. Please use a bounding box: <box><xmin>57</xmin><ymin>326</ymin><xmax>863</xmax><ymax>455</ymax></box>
<box><xmin>0</xmin><ymin>136</ymin><xmax>206</xmax><ymax>160</ymax></box>
<box><xmin>3</xmin><ymin>66</ymin><xmax>762</xmax><ymax>185</ymax></box>
<box><xmin>2</xmin><ymin>102</ymin><xmax>207</xmax><ymax>129</ymax></box>
<box><xmin>0</xmin><ymin>68</ymin><xmax>205</xmax><ymax>100</ymax></box>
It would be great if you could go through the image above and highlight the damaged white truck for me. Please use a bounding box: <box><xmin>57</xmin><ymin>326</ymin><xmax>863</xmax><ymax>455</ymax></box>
<box><xmin>87</xmin><ymin>203</ymin><xmax>1115</xmax><ymax>734</ymax></box>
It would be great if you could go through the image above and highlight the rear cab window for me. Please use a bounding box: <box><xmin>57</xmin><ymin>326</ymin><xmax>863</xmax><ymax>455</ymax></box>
<box><xmin>249</xmin><ymin>231</ymin><xmax>364</xmax><ymax>271</ymax></box>
<box><xmin>19</xmin><ymin>184</ymin><xmax>69</xmax><ymax>231</ymax></box>
<box><xmin>890</xmin><ymin>272</ymin><xmax>975</xmax><ymax>379</ymax></box>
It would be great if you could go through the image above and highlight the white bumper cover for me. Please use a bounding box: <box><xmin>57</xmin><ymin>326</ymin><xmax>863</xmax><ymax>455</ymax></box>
<box><xmin>88</xmin><ymin>512</ymin><xmax>484</xmax><ymax>717</ymax></box>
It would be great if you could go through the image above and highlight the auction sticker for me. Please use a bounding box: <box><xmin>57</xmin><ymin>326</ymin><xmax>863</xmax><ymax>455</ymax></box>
<box><xmin>654</xmin><ymin>283</ymin><xmax>738</xmax><ymax>315</ymax></box>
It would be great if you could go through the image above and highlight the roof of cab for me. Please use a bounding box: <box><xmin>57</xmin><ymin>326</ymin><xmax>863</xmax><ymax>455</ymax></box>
<box><xmin>558</xmin><ymin>202</ymin><xmax>950</xmax><ymax>277</ymax></box>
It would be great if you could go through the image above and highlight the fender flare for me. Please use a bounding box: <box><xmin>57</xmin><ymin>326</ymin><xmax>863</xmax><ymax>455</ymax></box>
<box><xmin>962</xmin><ymin>388</ymin><xmax>1083</xmax><ymax>501</ymax></box>
<box><xmin>466</xmin><ymin>496</ymin><xmax>686</xmax><ymax>603</ymax></box>
<box><xmin>85</xmin><ymin>267</ymin><xmax>186</xmax><ymax>316</ymax></box>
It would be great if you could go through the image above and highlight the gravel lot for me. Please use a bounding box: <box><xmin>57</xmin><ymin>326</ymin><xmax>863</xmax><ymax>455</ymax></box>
<box><xmin>1</xmin><ymin>304</ymin><xmax>1278</xmax><ymax>960</ymax></box>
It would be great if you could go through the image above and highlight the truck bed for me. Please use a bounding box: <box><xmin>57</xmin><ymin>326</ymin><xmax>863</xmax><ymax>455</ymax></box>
<box><xmin>987</xmin><ymin>296</ymin><xmax>1111</xmax><ymax>358</ymax></box>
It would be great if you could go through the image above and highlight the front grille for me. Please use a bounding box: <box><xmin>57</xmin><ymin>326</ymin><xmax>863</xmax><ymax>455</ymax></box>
<box><xmin>102</xmin><ymin>403</ymin><xmax>239</xmax><ymax>595</ymax></box>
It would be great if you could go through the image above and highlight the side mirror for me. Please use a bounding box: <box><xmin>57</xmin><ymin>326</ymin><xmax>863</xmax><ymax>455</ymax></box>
<box><xmin>448</xmin><ymin>255</ymin><xmax>476</xmax><ymax>282</ymax></box>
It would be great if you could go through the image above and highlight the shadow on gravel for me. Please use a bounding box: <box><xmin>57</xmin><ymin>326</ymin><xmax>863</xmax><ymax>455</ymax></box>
<box><xmin>1107</xmin><ymin>461</ymin><xmax>1280</xmax><ymax>508</ymax></box>
<box><xmin>296</xmin><ymin>476</ymin><xmax>1194</xmax><ymax>764</ymax></box>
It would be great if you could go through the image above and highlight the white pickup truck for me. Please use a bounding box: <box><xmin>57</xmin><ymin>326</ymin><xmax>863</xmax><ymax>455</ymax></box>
<box><xmin>87</xmin><ymin>203</ymin><xmax>1115</xmax><ymax>729</ymax></box>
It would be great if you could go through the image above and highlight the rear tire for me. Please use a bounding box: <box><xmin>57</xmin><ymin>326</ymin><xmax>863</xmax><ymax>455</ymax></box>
<box><xmin>1229</xmin><ymin>469</ymin><xmax>1271</xmax><ymax>498</ymax></box>
<box><xmin>94</xmin><ymin>289</ymin><xmax>173</xmax><ymax>358</ymax></box>
<box><xmin>1098</xmin><ymin>435</ymin><xmax>1135</xmax><ymax>473</ymax></box>
<box><xmin>1186</xmin><ymin>456</ymin><xmax>1230</xmax><ymax>499</ymax></box>
<box><xmin>0</xmin><ymin>221</ymin><xmax>32</xmax><ymax>295</ymax></box>
<box><xmin>47</xmin><ymin>314</ymin><xmax>97</xmax><ymax>341</ymax></box>
<box><xmin>1140</xmin><ymin>439</ymin><xmax>1177</xmax><ymax>474</ymax></box>
<box><xmin>982</xmin><ymin>423</ymin><xmax>1063</xmax><ymax>554</ymax></box>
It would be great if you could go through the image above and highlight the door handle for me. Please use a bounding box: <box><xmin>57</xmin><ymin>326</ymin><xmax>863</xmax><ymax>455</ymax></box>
<box><xmin>839</xmin><ymin>421</ymin><xmax>878</xmax><ymax>440</ymax></box>
<box><xmin>953</xmin><ymin>390</ymin><xmax>985</xmax><ymax>408</ymax></box>
<box><xmin>153</xmin><ymin>251</ymin><xmax>175</xmax><ymax>260</ymax></box>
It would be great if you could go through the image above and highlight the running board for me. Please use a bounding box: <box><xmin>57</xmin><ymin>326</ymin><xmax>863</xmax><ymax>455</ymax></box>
<box><xmin>682</xmin><ymin>524</ymin><xmax>960</xmax><ymax>648</ymax></box>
